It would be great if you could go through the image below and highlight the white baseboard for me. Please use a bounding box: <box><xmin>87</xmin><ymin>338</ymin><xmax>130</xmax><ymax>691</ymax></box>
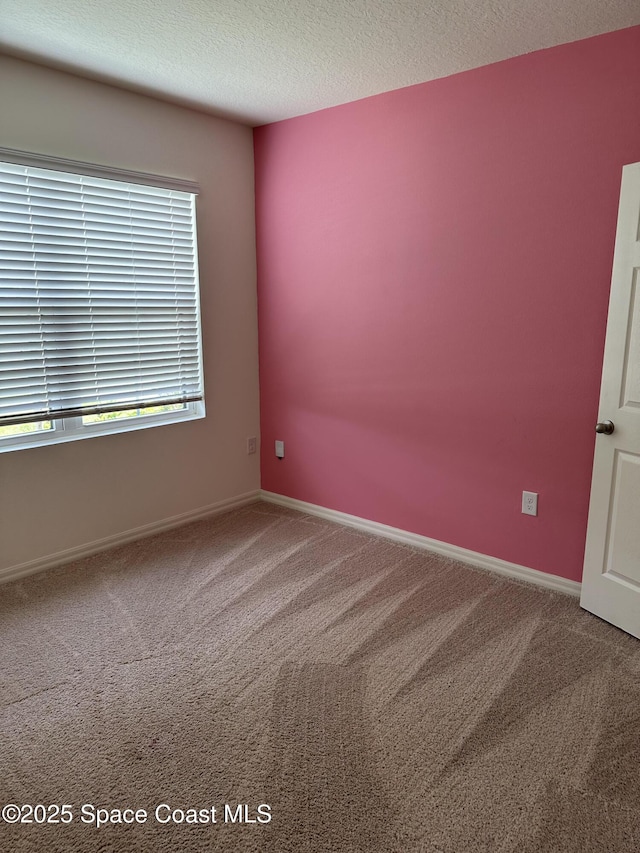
<box><xmin>1</xmin><ymin>490</ymin><xmax>261</xmax><ymax>585</ymax></box>
<box><xmin>4</xmin><ymin>487</ymin><xmax>581</xmax><ymax>598</ymax></box>
<box><xmin>260</xmin><ymin>490</ymin><xmax>581</xmax><ymax>597</ymax></box>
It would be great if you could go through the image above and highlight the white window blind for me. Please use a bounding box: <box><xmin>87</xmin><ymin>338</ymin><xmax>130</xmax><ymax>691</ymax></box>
<box><xmin>0</xmin><ymin>158</ymin><xmax>203</xmax><ymax>427</ymax></box>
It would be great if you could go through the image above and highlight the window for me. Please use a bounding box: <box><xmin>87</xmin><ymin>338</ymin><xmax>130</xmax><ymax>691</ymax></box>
<box><xmin>0</xmin><ymin>151</ymin><xmax>205</xmax><ymax>452</ymax></box>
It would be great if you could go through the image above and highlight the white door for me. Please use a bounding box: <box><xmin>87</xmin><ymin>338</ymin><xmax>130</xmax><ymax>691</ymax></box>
<box><xmin>581</xmin><ymin>162</ymin><xmax>640</xmax><ymax>639</ymax></box>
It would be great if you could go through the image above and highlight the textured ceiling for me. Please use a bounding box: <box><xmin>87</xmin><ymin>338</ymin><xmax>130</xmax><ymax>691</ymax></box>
<box><xmin>1</xmin><ymin>0</ymin><xmax>640</xmax><ymax>125</ymax></box>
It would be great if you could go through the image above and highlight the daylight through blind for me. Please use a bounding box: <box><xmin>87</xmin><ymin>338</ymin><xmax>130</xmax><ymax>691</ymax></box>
<box><xmin>0</xmin><ymin>160</ymin><xmax>203</xmax><ymax>426</ymax></box>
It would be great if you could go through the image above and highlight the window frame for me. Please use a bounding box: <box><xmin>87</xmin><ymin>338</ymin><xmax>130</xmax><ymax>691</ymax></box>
<box><xmin>0</xmin><ymin>401</ymin><xmax>204</xmax><ymax>454</ymax></box>
<box><xmin>0</xmin><ymin>147</ymin><xmax>205</xmax><ymax>454</ymax></box>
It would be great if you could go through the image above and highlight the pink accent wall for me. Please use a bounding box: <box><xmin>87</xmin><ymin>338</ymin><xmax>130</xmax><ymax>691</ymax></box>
<box><xmin>254</xmin><ymin>26</ymin><xmax>640</xmax><ymax>582</ymax></box>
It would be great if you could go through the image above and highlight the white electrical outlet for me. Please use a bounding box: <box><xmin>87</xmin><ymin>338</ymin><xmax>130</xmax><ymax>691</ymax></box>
<box><xmin>247</xmin><ymin>436</ymin><xmax>257</xmax><ymax>455</ymax></box>
<box><xmin>275</xmin><ymin>440</ymin><xmax>285</xmax><ymax>458</ymax></box>
<box><xmin>522</xmin><ymin>491</ymin><xmax>538</xmax><ymax>516</ymax></box>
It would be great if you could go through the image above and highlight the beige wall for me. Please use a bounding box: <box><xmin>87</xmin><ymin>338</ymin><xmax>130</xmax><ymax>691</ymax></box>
<box><xmin>0</xmin><ymin>55</ymin><xmax>260</xmax><ymax>572</ymax></box>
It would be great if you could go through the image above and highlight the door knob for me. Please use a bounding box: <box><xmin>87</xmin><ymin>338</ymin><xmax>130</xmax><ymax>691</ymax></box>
<box><xmin>595</xmin><ymin>420</ymin><xmax>615</xmax><ymax>435</ymax></box>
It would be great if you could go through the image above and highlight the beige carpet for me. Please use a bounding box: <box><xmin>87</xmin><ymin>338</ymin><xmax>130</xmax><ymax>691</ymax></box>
<box><xmin>1</xmin><ymin>501</ymin><xmax>639</xmax><ymax>852</ymax></box>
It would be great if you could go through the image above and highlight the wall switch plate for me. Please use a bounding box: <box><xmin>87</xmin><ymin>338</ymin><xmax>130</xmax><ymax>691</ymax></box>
<box><xmin>275</xmin><ymin>440</ymin><xmax>285</xmax><ymax>459</ymax></box>
<box><xmin>522</xmin><ymin>491</ymin><xmax>538</xmax><ymax>516</ymax></box>
<box><xmin>247</xmin><ymin>436</ymin><xmax>257</xmax><ymax>455</ymax></box>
